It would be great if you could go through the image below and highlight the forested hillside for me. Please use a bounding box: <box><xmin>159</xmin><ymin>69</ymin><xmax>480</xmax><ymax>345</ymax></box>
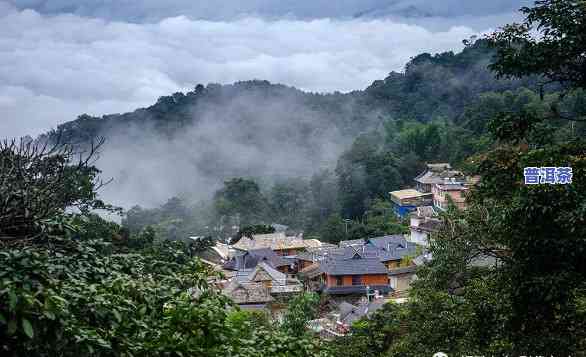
<box><xmin>44</xmin><ymin>40</ymin><xmax>536</xmax><ymax>208</ymax></box>
<box><xmin>41</xmin><ymin>38</ymin><xmax>586</xmax><ymax>243</ymax></box>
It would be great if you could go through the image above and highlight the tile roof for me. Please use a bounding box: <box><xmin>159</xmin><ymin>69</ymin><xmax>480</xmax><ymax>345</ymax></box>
<box><xmin>436</xmin><ymin>182</ymin><xmax>468</xmax><ymax>191</ymax></box>
<box><xmin>222</xmin><ymin>280</ymin><xmax>274</xmax><ymax>304</ymax></box>
<box><xmin>338</xmin><ymin>299</ymin><xmax>387</xmax><ymax>325</ymax></box>
<box><xmin>389</xmin><ymin>189</ymin><xmax>430</xmax><ymax>200</ymax></box>
<box><xmin>414</xmin><ymin>163</ymin><xmax>464</xmax><ymax>185</ymax></box>
<box><xmin>416</xmin><ymin>219</ymin><xmax>442</xmax><ymax>232</ymax></box>
<box><xmin>232</xmin><ymin>232</ymin><xmax>322</xmax><ymax>251</ymax></box>
<box><xmin>339</xmin><ymin>239</ymin><xmax>365</xmax><ymax>247</ymax></box>
<box><xmin>223</xmin><ymin>248</ymin><xmax>290</xmax><ymax>270</ymax></box>
<box><xmin>365</xmin><ymin>235</ymin><xmax>418</xmax><ymax>261</ymax></box>
<box><xmin>412</xmin><ymin>206</ymin><xmax>437</xmax><ymax>218</ymax></box>
<box><xmin>249</xmin><ymin>262</ymin><xmax>287</xmax><ymax>284</ymax></box>
<box><xmin>300</xmin><ymin>236</ymin><xmax>417</xmax><ymax>266</ymax></box>
<box><xmin>426</xmin><ymin>163</ymin><xmax>452</xmax><ymax>171</ymax></box>
<box><xmin>388</xmin><ymin>265</ymin><xmax>418</xmax><ymax>276</ymax></box>
<box><xmin>319</xmin><ymin>247</ymin><xmax>389</xmax><ymax>275</ymax></box>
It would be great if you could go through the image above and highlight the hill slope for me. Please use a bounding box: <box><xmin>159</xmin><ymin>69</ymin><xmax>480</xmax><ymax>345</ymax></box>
<box><xmin>47</xmin><ymin>40</ymin><xmax>534</xmax><ymax>207</ymax></box>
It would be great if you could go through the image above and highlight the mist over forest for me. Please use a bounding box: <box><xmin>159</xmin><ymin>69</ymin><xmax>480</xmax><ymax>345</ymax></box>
<box><xmin>47</xmin><ymin>40</ymin><xmax>534</xmax><ymax>209</ymax></box>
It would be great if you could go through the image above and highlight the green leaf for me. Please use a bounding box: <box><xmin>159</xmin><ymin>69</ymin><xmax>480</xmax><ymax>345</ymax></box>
<box><xmin>0</xmin><ymin>313</ymin><xmax>6</xmax><ymax>325</ymax></box>
<box><xmin>43</xmin><ymin>310</ymin><xmax>56</xmax><ymax>320</ymax></box>
<box><xmin>112</xmin><ymin>310</ymin><xmax>122</xmax><ymax>323</ymax></box>
<box><xmin>7</xmin><ymin>319</ymin><xmax>17</xmax><ymax>335</ymax></box>
<box><xmin>22</xmin><ymin>318</ymin><xmax>34</xmax><ymax>339</ymax></box>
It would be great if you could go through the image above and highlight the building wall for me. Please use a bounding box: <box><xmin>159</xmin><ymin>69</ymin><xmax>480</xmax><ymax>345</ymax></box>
<box><xmin>389</xmin><ymin>273</ymin><xmax>415</xmax><ymax>291</ymax></box>
<box><xmin>326</xmin><ymin>274</ymin><xmax>388</xmax><ymax>287</ymax></box>
<box><xmin>385</xmin><ymin>260</ymin><xmax>402</xmax><ymax>270</ymax></box>
<box><xmin>275</xmin><ymin>248</ymin><xmax>300</xmax><ymax>256</ymax></box>
<box><xmin>298</xmin><ymin>259</ymin><xmax>313</xmax><ymax>270</ymax></box>
<box><xmin>409</xmin><ymin>228</ymin><xmax>429</xmax><ymax>247</ymax></box>
<box><xmin>432</xmin><ymin>186</ymin><xmax>467</xmax><ymax>211</ymax></box>
<box><xmin>393</xmin><ymin>203</ymin><xmax>418</xmax><ymax>218</ymax></box>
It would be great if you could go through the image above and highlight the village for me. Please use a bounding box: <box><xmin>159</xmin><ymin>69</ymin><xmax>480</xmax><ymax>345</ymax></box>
<box><xmin>194</xmin><ymin>163</ymin><xmax>489</xmax><ymax>339</ymax></box>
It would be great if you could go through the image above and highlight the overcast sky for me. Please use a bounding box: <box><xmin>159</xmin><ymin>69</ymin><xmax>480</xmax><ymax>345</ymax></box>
<box><xmin>0</xmin><ymin>0</ymin><xmax>531</xmax><ymax>138</ymax></box>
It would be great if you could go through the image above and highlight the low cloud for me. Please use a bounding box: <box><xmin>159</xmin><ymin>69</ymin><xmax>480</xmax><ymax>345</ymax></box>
<box><xmin>6</xmin><ymin>0</ymin><xmax>530</xmax><ymax>22</ymax></box>
<box><xmin>0</xmin><ymin>4</ymin><xmax>495</xmax><ymax>138</ymax></box>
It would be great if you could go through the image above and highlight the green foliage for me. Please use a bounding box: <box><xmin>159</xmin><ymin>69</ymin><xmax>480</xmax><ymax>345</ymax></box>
<box><xmin>327</xmin><ymin>302</ymin><xmax>405</xmax><ymax>357</ymax></box>
<box><xmin>280</xmin><ymin>292</ymin><xmax>320</xmax><ymax>337</ymax></box>
<box><xmin>268</xmin><ymin>177</ymin><xmax>311</xmax><ymax>228</ymax></box>
<box><xmin>234</xmin><ymin>224</ymin><xmax>275</xmax><ymax>242</ymax></box>
<box><xmin>0</xmin><ymin>138</ymin><xmax>118</xmax><ymax>241</ymax></box>
<box><xmin>189</xmin><ymin>235</ymin><xmax>214</xmax><ymax>254</ymax></box>
<box><xmin>488</xmin><ymin>0</ymin><xmax>586</xmax><ymax>91</ymax></box>
<box><xmin>213</xmin><ymin>178</ymin><xmax>268</xmax><ymax>227</ymax></box>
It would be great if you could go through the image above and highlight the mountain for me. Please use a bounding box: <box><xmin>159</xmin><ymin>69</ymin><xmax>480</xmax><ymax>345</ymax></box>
<box><xmin>45</xmin><ymin>40</ymin><xmax>535</xmax><ymax>208</ymax></box>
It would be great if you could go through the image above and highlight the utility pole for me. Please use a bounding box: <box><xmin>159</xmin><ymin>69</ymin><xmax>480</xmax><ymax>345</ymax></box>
<box><xmin>343</xmin><ymin>219</ymin><xmax>351</xmax><ymax>235</ymax></box>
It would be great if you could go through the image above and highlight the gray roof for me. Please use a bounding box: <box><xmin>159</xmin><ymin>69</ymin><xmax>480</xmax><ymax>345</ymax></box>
<box><xmin>411</xmin><ymin>206</ymin><xmax>437</xmax><ymax>218</ymax></box>
<box><xmin>223</xmin><ymin>248</ymin><xmax>289</xmax><ymax>270</ymax></box>
<box><xmin>339</xmin><ymin>239</ymin><xmax>365</xmax><ymax>247</ymax></box>
<box><xmin>365</xmin><ymin>235</ymin><xmax>418</xmax><ymax>261</ymax></box>
<box><xmin>320</xmin><ymin>247</ymin><xmax>389</xmax><ymax>275</ymax></box>
<box><xmin>414</xmin><ymin>164</ymin><xmax>464</xmax><ymax>185</ymax></box>
<box><xmin>339</xmin><ymin>299</ymin><xmax>387</xmax><ymax>325</ymax></box>
<box><xmin>300</xmin><ymin>237</ymin><xmax>417</xmax><ymax>266</ymax></box>
<box><xmin>388</xmin><ymin>265</ymin><xmax>418</xmax><ymax>276</ymax></box>
<box><xmin>417</xmin><ymin>219</ymin><xmax>442</xmax><ymax>232</ymax></box>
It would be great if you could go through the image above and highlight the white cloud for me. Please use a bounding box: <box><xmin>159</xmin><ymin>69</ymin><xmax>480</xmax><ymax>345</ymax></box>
<box><xmin>6</xmin><ymin>0</ymin><xmax>531</xmax><ymax>22</ymax></box>
<box><xmin>0</xmin><ymin>4</ymin><xmax>500</xmax><ymax>138</ymax></box>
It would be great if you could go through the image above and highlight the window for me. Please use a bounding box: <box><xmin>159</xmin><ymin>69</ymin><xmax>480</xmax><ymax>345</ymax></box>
<box><xmin>352</xmin><ymin>275</ymin><xmax>362</xmax><ymax>285</ymax></box>
<box><xmin>335</xmin><ymin>276</ymin><xmax>343</xmax><ymax>286</ymax></box>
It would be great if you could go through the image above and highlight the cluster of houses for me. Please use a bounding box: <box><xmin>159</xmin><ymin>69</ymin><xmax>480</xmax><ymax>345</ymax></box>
<box><xmin>391</xmin><ymin>163</ymin><xmax>478</xmax><ymax>218</ymax></box>
<box><xmin>196</xmin><ymin>163</ymin><xmax>479</xmax><ymax>337</ymax></box>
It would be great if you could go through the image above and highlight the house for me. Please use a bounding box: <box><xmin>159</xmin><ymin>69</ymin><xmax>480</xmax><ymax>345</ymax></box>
<box><xmin>314</xmin><ymin>246</ymin><xmax>392</xmax><ymax>295</ymax></box>
<box><xmin>222</xmin><ymin>262</ymin><xmax>303</xmax><ymax>305</ymax></box>
<box><xmin>432</xmin><ymin>178</ymin><xmax>469</xmax><ymax>211</ymax></box>
<box><xmin>300</xmin><ymin>236</ymin><xmax>418</xmax><ymax>274</ymax></box>
<box><xmin>364</xmin><ymin>235</ymin><xmax>419</xmax><ymax>270</ymax></box>
<box><xmin>389</xmin><ymin>189</ymin><xmax>433</xmax><ymax>218</ymax></box>
<box><xmin>232</xmin><ymin>232</ymin><xmax>322</xmax><ymax>256</ymax></box>
<box><xmin>307</xmin><ymin>298</ymin><xmax>387</xmax><ymax>338</ymax></box>
<box><xmin>409</xmin><ymin>206</ymin><xmax>441</xmax><ymax>247</ymax></box>
<box><xmin>414</xmin><ymin>163</ymin><xmax>465</xmax><ymax>193</ymax></box>
<box><xmin>339</xmin><ymin>239</ymin><xmax>364</xmax><ymax>248</ymax></box>
<box><xmin>296</xmin><ymin>245</ymin><xmax>339</xmax><ymax>271</ymax></box>
<box><xmin>193</xmin><ymin>242</ymin><xmax>235</xmax><ymax>265</ymax></box>
<box><xmin>223</xmin><ymin>248</ymin><xmax>294</xmax><ymax>273</ymax></box>
<box><xmin>388</xmin><ymin>265</ymin><xmax>417</xmax><ymax>293</ymax></box>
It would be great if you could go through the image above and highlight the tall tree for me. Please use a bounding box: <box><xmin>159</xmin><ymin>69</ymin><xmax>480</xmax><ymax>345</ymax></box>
<box><xmin>213</xmin><ymin>178</ymin><xmax>267</xmax><ymax>228</ymax></box>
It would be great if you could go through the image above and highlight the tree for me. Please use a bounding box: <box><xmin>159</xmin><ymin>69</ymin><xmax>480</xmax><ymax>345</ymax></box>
<box><xmin>0</xmin><ymin>137</ymin><xmax>116</xmax><ymax>242</ymax></box>
<box><xmin>488</xmin><ymin>0</ymin><xmax>586</xmax><ymax>92</ymax></box>
<box><xmin>233</xmin><ymin>224</ymin><xmax>275</xmax><ymax>243</ymax></box>
<box><xmin>327</xmin><ymin>302</ymin><xmax>405</xmax><ymax>357</ymax></box>
<box><xmin>318</xmin><ymin>214</ymin><xmax>346</xmax><ymax>244</ymax></box>
<box><xmin>268</xmin><ymin>178</ymin><xmax>310</xmax><ymax>228</ymax></box>
<box><xmin>0</xmin><ymin>139</ymin><xmax>328</xmax><ymax>356</ymax></box>
<box><xmin>213</xmin><ymin>178</ymin><xmax>268</xmax><ymax>227</ymax></box>
<box><xmin>280</xmin><ymin>292</ymin><xmax>320</xmax><ymax>337</ymax></box>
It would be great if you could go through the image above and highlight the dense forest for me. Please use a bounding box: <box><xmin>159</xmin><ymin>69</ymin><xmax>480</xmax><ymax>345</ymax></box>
<box><xmin>2</xmin><ymin>0</ymin><xmax>586</xmax><ymax>356</ymax></box>
<box><xmin>42</xmin><ymin>38</ymin><xmax>543</xmax><ymax>210</ymax></box>
<box><xmin>52</xmin><ymin>37</ymin><xmax>582</xmax><ymax>244</ymax></box>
